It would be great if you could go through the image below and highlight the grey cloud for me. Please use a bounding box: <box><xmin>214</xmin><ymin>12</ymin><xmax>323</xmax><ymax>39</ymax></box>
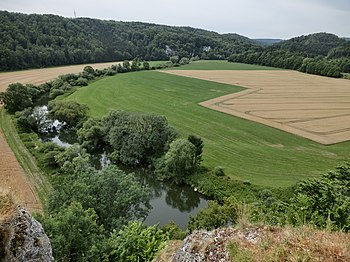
<box><xmin>0</xmin><ymin>0</ymin><xmax>349</xmax><ymax>38</ymax></box>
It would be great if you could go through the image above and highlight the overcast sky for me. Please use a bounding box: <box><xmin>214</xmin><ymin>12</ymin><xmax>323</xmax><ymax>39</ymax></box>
<box><xmin>1</xmin><ymin>0</ymin><xmax>349</xmax><ymax>39</ymax></box>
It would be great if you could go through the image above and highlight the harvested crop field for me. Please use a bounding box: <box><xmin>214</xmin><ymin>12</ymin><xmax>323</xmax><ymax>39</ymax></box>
<box><xmin>0</xmin><ymin>128</ymin><xmax>42</xmax><ymax>213</ymax></box>
<box><xmin>165</xmin><ymin>70</ymin><xmax>350</xmax><ymax>144</ymax></box>
<box><xmin>0</xmin><ymin>61</ymin><xmax>121</xmax><ymax>92</ymax></box>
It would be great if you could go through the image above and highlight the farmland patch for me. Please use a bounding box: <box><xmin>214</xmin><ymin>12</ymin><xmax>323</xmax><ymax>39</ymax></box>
<box><xmin>165</xmin><ymin>70</ymin><xmax>350</xmax><ymax>144</ymax></box>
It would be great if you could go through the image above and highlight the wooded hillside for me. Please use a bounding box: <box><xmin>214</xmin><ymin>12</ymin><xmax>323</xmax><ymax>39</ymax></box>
<box><xmin>229</xmin><ymin>32</ymin><xmax>350</xmax><ymax>78</ymax></box>
<box><xmin>0</xmin><ymin>11</ymin><xmax>258</xmax><ymax>71</ymax></box>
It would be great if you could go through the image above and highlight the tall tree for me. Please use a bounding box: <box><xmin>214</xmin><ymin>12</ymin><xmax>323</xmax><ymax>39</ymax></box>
<box><xmin>164</xmin><ymin>138</ymin><xmax>197</xmax><ymax>184</ymax></box>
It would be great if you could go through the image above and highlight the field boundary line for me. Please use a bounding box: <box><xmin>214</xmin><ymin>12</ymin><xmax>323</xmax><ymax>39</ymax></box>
<box><xmin>161</xmin><ymin>70</ymin><xmax>350</xmax><ymax>145</ymax></box>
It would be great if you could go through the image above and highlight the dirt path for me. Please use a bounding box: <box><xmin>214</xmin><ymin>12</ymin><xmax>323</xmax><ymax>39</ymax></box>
<box><xmin>0</xmin><ymin>61</ymin><xmax>121</xmax><ymax>92</ymax></box>
<box><xmin>0</xmin><ymin>127</ymin><xmax>42</xmax><ymax>213</ymax></box>
<box><xmin>163</xmin><ymin>70</ymin><xmax>350</xmax><ymax>145</ymax></box>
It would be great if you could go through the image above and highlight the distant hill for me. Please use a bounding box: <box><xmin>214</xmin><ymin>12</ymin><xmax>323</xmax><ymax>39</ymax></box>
<box><xmin>269</xmin><ymin>32</ymin><xmax>346</xmax><ymax>56</ymax></box>
<box><xmin>0</xmin><ymin>11</ymin><xmax>260</xmax><ymax>71</ymax></box>
<box><xmin>229</xmin><ymin>32</ymin><xmax>350</xmax><ymax>78</ymax></box>
<box><xmin>254</xmin><ymin>38</ymin><xmax>283</xmax><ymax>46</ymax></box>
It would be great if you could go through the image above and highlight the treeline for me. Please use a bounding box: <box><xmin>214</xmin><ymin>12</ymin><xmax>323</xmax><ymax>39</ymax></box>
<box><xmin>0</xmin><ymin>58</ymin><xmax>183</xmax><ymax>113</ymax></box>
<box><xmin>0</xmin><ymin>10</ymin><xmax>258</xmax><ymax>71</ymax></box>
<box><xmin>229</xmin><ymin>33</ymin><xmax>350</xmax><ymax>78</ymax></box>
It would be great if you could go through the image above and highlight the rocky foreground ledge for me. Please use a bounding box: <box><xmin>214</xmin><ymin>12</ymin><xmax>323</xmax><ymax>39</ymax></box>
<box><xmin>0</xmin><ymin>195</ymin><xmax>53</xmax><ymax>262</ymax></box>
<box><xmin>154</xmin><ymin>225</ymin><xmax>350</xmax><ymax>262</ymax></box>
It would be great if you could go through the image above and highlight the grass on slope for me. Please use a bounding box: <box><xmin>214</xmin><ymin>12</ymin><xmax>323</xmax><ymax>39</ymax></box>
<box><xmin>166</xmin><ymin>60</ymin><xmax>280</xmax><ymax>70</ymax></box>
<box><xmin>67</xmin><ymin>71</ymin><xmax>350</xmax><ymax>187</ymax></box>
<box><xmin>0</xmin><ymin>108</ymin><xmax>52</xmax><ymax>204</ymax></box>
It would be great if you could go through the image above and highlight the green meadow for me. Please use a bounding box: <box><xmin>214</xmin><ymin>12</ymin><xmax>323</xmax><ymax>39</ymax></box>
<box><xmin>166</xmin><ymin>60</ymin><xmax>280</xmax><ymax>70</ymax></box>
<box><xmin>67</xmin><ymin>68</ymin><xmax>350</xmax><ymax>187</ymax></box>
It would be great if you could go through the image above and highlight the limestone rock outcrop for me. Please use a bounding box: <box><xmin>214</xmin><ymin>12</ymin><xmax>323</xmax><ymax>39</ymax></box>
<box><xmin>0</xmin><ymin>206</ymin><xmax>53</xmax><ymax>262</ymax></box>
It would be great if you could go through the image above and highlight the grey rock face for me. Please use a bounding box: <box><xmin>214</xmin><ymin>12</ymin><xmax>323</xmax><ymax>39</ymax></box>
<box><xmin>172</xmin><ymin>227</ymin><xmax>261</xmax><ymax>262</ymax></box>
<box><xmin>172</xmin><ymin>228</ymin><xmax>234</xmax><ymax>262</ymax></box>
<box><xmin>1</xmin><ymin>208</ymin><xmax>53</xmax><ymax>262</ymax></box>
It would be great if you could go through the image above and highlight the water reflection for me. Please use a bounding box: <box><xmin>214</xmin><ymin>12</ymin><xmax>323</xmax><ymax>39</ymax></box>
<box><xmin>39</xmin><ymin>126</ymin><xmax>77</xmax><ymax>148</ymax></box>
<box><xmin>134</xmin><ymin>171</ymin><xmax>208</xmax><ymax>229</ymax></box>
<box><xmin>165</xmin><ymin>187</ymin><xmax>201</xmax><ymax>212</ymax></box>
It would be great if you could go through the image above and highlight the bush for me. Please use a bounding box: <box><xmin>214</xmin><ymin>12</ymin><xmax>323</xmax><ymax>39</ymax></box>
<box><xmin>104</xmin><ymin>68</ymin><xmax>117</xmax><ymax>76</ymax></box>
<box><xmin>23</xmin><ymin>141</ymin><xmax>36</xmax><ymax>149</ymax></box>
<box><xmin>164</xmin><ymin>61</ymin><xmax>173</xmax><ymax>68</ymax></box>
<box><xmin>143</xmin><ymin>61</ymin><xmax>150</xmax><ymax>70</ymax></box>
<box><xmin>75</xmin><ymin>77</ymin><xmax>88</xmax><ymax>86</ymax></box>
<box><xmin>59</xmin><ymin>73</ymin><xmax>79</xmax><ymax>83</ymax></box>
<box><xmin>37</xmin><ymin>142</ymin><xmax>64</xmax><ymax>169</ymax></box>
<box><xmin>188</xmin><ymin>197</ymin><xmax>239</xmax><ymax>232</ymax></box>
<box><xmin>251</xmin><ymin>163</ymin><xmax>350</xmax><ymax>231</ymax></box>
<box><xmin>214</xmin><ymin>166</ymin><xmax>225</xmax><ymax>176</ymax></box>
<box><xmin>49</xmin><ymin>88</ymin><xmax>65</xmax><ymax>99</ymax></box>
<box><xmin>191</xmin><ymin>55</ymin><xmax>200</xmax><ymax>62</ymax></box>
<box><xmin>107</xmin><ymin>222</ymin><xmax>168</xmax><ymax>262</ymax></box>
<box><xmin>162</xmin><ymin>221</ymin><xmax>186</xmax><ymax>240</ymax></box>
<box><xmin>169</xmin><ymin>56</ymin><xmax>179</xmax><ymax>64</ymax></box>
<box><xmin>179</xmin><ymin>57</ymin><xmax>190</xmax><ymax>65</ymax></box>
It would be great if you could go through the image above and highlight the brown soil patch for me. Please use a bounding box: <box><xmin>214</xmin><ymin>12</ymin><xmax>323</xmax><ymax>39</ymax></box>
<box><xmin>164</xmin><ymin>70</ymin><xmax>350</xmax><ymax>144</ymax></box>
<box><xmin>0</xmin><ymin>129</ymin><xmax>42</xmax><ymax>213</ymax></box>
<box><xmin>0</xmin><ymin>61</ymin><xmax>121</xmax><ymax>92</ymax></box>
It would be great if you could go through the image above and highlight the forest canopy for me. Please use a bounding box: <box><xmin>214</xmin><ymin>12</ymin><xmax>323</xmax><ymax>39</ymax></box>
<box><xmin>0</xmin><ymin>11</ymin><xmax>258</xmax><ymax>71</ymax></box>
<box><xmin>229</xmin><ymin>32</ymin><xmax>350</xmax><ymax>78</ymax></box>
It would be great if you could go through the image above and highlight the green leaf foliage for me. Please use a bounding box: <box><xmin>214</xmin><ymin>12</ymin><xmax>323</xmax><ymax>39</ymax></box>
<box><xmin>188</xmin><ymin>197</ymin><xmax>239</xmax><ymax>232</ymax></box>
<box><xmin>187</xmin><ymin>135</ymin><xmax>203</xmax><ymax>164</ymax></box>
<box><xmin>48</xmin><ymin>159</ymin><xmax>151</xmax><ymax>231</ymax></box>
<box><xmin>103</xmin><ymin>110</ymin><xmax>177</xmax><ymax>166</ymax></box>
<box><xmin>252</xmin><ymin>163</ymin><xmax>350</xmax><ymax>231</ymax></box>
<box><xmin>44</xmin><ymin>202</ymin><xmax>106</xmax><ymax>262</ymax></box>
<box><xmin>163</xmin><ymin>138</ymin><xmax>197</xmax><ymax>184</ymax></box>
<box><xmin>287</xmin><ymin>163</ymin><xmax>350</xmax><ymax>230</ymax></box>
<box><xmin>48</xmin><ymin>100</ymin><xmax>89</xmax><ymax>127</ymax></box>
<box><xmin>77</xmin><ymin>118</ymin><xmax>106</xmax><ymax>152</ymax></box>
<box><xmin>107</xmin><ymin>221</ymin><xmax>168</xmax><ymax>262</ymax></box>
<box><xmin>0</xmin><ymin>83</ymin><xmax>41</xmax><ymax>113</ymax></box>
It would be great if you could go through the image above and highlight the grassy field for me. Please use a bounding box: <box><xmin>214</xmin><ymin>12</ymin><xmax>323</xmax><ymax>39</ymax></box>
<box><xmin>165</xmin><ymin>60</ymin><xmax>280</xmax><ymax>70</ymax></box>
<box><xmin>148</xmin><ymin>61</ymin><xmax>168</xmax><ymax>67</ymax></box>
<box><xmin>67</xmin><ymin>70</ymin><xmax>350</xmax><ymax>187</ymax></box>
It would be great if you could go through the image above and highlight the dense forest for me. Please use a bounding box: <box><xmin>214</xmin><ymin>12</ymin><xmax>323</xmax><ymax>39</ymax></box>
<box><xmin>229</xmin><ymin>33</ymin><xmax>350</xmax><ymax>78</ymax></box>
<box><xmin>0</xmin><ymin>11</ymin><xmax>259</xmax><ymax>71</ymax></box>
<box><xmin>253</xmin><ymin>38</ymin><xmax>283</xmax><ymax>46</ymax></box>
<box><xmin>1</xmin><ymin>11</ymin><xmax>349</xmax><ymax>78</ymax></box>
